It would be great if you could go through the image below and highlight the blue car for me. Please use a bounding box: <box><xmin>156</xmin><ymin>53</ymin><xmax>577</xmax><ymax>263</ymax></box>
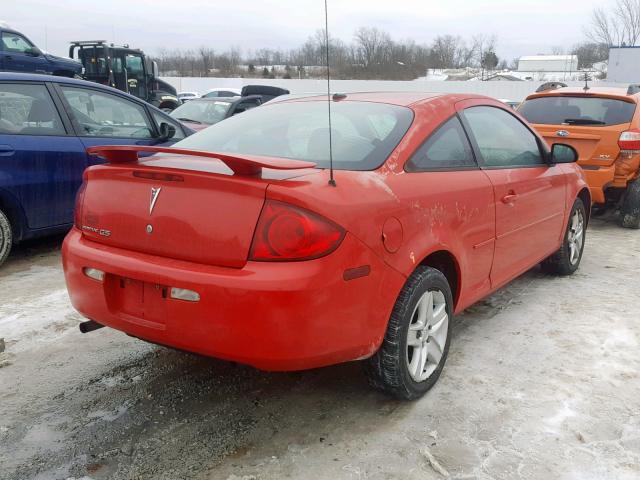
<box><xmin>0</xmin><ymin>72</ymin><xmax>194</xmax><ymax>265</ymax></box>
<box><xmin>1</xmin><ymin>24</ymin><xmax>83</xmax><ymax>77</ymax></box>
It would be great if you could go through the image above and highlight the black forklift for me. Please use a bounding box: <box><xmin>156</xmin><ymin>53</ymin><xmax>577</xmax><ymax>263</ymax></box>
<box><xmin>69</xmin><ymin>40</ymin><xmax>180</xmax><ymax>111</ymax></box>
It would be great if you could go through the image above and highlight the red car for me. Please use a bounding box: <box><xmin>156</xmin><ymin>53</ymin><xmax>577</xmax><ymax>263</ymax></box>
<box><xmin>63</xmin><ymin>92</ymin><xmax>590</xmax><ymax>399</ymax></box>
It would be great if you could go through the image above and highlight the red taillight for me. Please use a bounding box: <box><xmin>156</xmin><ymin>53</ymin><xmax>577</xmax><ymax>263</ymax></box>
<box><xmin>250</xmin><ymin>200</ymin><xmax>345</xmax><ymax>261</ymax></box>
<box><xmin>618</xmin><ymin>129</ymin><xmax>640</xmax><ymax>151</ymax></box>
<box><xmin>73</xmin><ymin>179</ymin><xmax>87</xmax><ymax>229</ymax></box>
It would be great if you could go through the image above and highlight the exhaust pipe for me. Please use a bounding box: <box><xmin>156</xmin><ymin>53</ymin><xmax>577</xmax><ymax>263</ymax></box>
<box><xmin>79</xmin><ymin>320</ymin><xmax>105</xmax><ymax>334</ymax></box>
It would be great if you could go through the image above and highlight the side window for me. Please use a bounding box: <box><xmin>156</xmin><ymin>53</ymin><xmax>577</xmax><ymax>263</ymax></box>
<box><xmin>233</xmin><ymin>101</ymin><xmax>259</xmax><ymax>115</ymax></box>
<box><xmin>1</xmin><ymin>32</ymin><xmax>34</xmax><ymax>53</ymax></box>
<box><xmin>60</xmin><ymin>86</ymin><xmax>154</xmax><ymax>138</ymax></box>
<box><xmin>462</xmin><ymin>106</ymin><xmax>544</xmax><ymax>167</ymax></box>
<box><xmin>150</xmin><ymin>110</ymin><xmax>185</xmax><ymax>140</ymax></box>
<box><xmin>406</xmin><ymin>116</ymin><xmax>475</xmax><ymax>171</ymax></box>
<box><xmin>0</xmin><ymin>83</ymin><xmax>65</xmax><ymax>136</ymax></box>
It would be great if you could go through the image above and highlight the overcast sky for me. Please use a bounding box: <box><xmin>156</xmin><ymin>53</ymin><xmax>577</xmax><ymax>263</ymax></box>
<box><xmin>2</xmin><ymin>0</ymin><xmax>608</xmax><ymax>62</ymax></box>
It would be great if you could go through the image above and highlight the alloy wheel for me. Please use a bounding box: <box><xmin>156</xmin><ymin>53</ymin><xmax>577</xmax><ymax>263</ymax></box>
<box><xmin>568</xmin><ymin>209</ymin><xmax>585</xmax><ymax>265</ymax></box>
<box><xmin>406</xmin><ymin>289</ymin><xmax>449</xmax><ymax>382</ymax></box>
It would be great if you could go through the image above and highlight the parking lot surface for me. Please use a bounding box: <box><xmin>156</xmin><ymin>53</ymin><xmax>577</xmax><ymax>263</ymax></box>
<box><xmin>1</xmin><ymin>217</ymin><xmax>639</xmax><ymax>480</ymax></box>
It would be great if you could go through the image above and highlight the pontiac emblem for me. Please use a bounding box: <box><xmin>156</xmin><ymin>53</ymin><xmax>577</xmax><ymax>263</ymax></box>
<box><xmin>149</xmin><ymin>187</ymin><xmax>162</xmax><ymax>215</ymax></box>
<box><xmin>556</xmin><ymin>130</ymin><xmax>570</xmax><ymax>137</ymax></box>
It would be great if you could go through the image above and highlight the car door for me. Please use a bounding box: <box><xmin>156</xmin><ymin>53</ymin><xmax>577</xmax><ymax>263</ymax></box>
<box><xmin>459</xmin><ymin>102</ymin><xmax>566</xmax><ymax>289</ymax></box>
<box><xmin>0</xmin><ymin>81</ymin><xmax>87</xmax><ymax>230</ymax></box>
<box><xmin>0</xmin><ymin>31</ymin><xmax>49</xmax><ymax>73</ymax></box>
<box><xmin>400</xmin><ymin>114</ymin><xmax>496</xmax><ymax>308</ymax></box>
<box><xmin>55</xmin><ymin>85</ymin><xmax>183</xmax><ymax>162</ymax></box>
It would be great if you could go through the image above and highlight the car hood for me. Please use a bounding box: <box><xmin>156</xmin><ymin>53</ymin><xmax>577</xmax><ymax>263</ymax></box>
<box><xmin>45</xmin><ymin>54</ymin><xmax>82</xmax><ymax>69</ymax></box>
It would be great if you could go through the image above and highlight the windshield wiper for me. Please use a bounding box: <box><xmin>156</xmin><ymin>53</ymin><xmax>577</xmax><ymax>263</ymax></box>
<box><xmin>563</xmin><ymin>118</ymin><xmax>606</xmax><ymax>125</ymax></box>
<box><xmin>176</xmin><ymin>117</ymin><xmax>202</xmax><ymax>124</ymax></box>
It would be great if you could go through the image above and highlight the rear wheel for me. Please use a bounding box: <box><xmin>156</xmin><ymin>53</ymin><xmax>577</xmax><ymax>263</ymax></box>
<box><xmin>0</xmin><ymin>209</ymin><xmax>13</xmax><ymax>267</ymax></box>
<box><xmin>541</xmin><ymin>198</ymin><xmax>586</xmax><ymax>276</ymax></box>
<box><xmin>620</xmin><ymin>178</ymin><xmax>640</xmax><ymax>229</ymax></box>
<box><xmin>365</xmin><ymin>266</ymin><xmax>452</xmax><ymax>400</ymax></box>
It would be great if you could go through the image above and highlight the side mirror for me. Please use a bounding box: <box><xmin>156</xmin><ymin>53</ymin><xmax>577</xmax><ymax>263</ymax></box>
<box><xmin>550</xmin><ymin>143</ymin><xmax>578</xmax><ymax>164</ymax></box>
<box><xmin>152</xmin><ymin>60</ymin><xmax>159</xmax><ymax>78</ymax></box>
<box><xmin>157</xmin><ymin>122</ymin><xmax>176</xmax><ymax>142</ymax></box>
<box><xmin>26</xmin><ymin>47</ymin><xmax>41</xmax><ymax>57</ymax></box>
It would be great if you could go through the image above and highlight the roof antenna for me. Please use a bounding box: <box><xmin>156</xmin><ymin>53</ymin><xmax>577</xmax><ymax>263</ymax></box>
<box><xmin>324</xmin><ymin>0</ymin><xmax>336</xmax><ymax>187</ymax></box>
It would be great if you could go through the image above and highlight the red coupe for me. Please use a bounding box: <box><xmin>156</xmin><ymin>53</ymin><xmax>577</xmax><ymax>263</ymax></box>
<box><xmin>63</xmin><ymin>92</ymin><xmax>590</xmax><ymax>399</ymax></box>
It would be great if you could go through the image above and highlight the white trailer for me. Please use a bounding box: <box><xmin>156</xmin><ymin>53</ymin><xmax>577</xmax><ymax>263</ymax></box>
<box><xmin>608</xmin><ymin>47</ymin><xmax>640</xmax><ymax>83</ymax></box>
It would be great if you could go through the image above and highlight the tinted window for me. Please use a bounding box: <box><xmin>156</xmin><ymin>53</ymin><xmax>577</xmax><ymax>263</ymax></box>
<box><xmin>463</xmin><ymin>106</ymin><xmax>543</xmax><ymax>167</ymax></box>
<box><xmin>407</xmin><ymin>116</ymin><xmax>475</xmax><ymax>171</ymax></box>
<box><xmin>0</xmin><ymin>83</ymin><xmax>65</xmax><ymax>136</ymax></box>
<box><xmin>174</xmin><ymin>101</ymin><xmax>414</xmax><ymax>171</ymax></box>
<box><xmin>519</xmin><ymin>96</ymin><xmax>636</xmax><ymax>126</ymax></box>
<box><xmin>233</xmin><ymin>100</ymin><xmax>260</xmax><ymax>115</ymax></box>
<box><xmin>1</xmin><ymin>32</ymin><xmax>33</xmax><ymax>53</ymax></box>
<box><xmin>60</xmin><ymin>86</ymin><xmax>153</xmax><ymax>138</ymax></box>
<box><xmin>170</xmin><ymin>100</ymin><xmax>231</xmax><ymax>125</ymax></box>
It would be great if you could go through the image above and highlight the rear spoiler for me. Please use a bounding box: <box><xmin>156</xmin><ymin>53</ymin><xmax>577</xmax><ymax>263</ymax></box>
<box><xmin>86</xmin><ymin>145</ymin><xmax>316</xmax><ymax>176</ymax></box>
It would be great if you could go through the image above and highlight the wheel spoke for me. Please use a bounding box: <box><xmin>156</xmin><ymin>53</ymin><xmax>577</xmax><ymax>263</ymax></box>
<box><xmin>418</xmin><ymin>343</ymin><xmax>428</xmax><ymax>378</ymax></box>
<box><xmin>410</xmin><ymin>292</ymin><xmax>430</xmax><ymax>330</ymax></box>
<box><xmin>427</xmin><ymin>337</ymin><xmax>443</xmax><ymax>365</ymax></box>
<box><xmin>408</xmin><ymin>344</ymin><xmax>423</xmax><ymax>378</ymax></box>
<box><xmin>430</xmin><ymin>303</ymin><xmax>447</xmax><ymax>328</ymax></box>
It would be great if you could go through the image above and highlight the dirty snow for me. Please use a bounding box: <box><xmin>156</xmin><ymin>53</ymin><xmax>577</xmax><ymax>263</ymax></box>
<box><xmin>0</xmin><ymin>217</ymin><xmax>639</xmax><ymax>479</ymax></box>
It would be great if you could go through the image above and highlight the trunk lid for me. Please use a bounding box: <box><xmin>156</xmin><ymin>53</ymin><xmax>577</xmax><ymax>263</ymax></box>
<box><xmin>533</xmin><ymin>124</ymin><xmax>628</xmax><ymax>166</ymax></box>
<box><xmin>78</xmin><ymin>150</ymin><xmax>317</xmax><ymax>268</ymax></box>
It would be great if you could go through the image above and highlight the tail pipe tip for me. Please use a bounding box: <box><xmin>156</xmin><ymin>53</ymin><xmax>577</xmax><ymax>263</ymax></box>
<box><xmin>79</xmin><ymin>320</ymin><xmax>105</xmax><ymax>334</ymax></box>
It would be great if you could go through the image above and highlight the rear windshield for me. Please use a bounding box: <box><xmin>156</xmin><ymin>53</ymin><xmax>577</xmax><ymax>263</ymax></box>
<box><xmin>170</xmin><ymin>100</ymin><xmax>230</xmax><ymax>125</ymax></box>
<box><xmin>519</xmin><ymin>96</ymin><xmax>636</xmax><ymax>126</ymax></box>
<box><xmin>173</xmin><ymin>100</ymin><xmax>414</xmax><ymax>170</ymax></box>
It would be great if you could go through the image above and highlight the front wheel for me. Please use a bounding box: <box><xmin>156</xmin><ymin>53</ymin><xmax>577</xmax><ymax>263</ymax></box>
<box><xmin>541</xmin><ymin>198</ymin><xmax>586</xmax><ymax>276</ymax></box>
<box><xmin>365</xmin><ymin>266</ymin><xmax>452</xmax><ymax>400</ymax></box>
<box><xmin>0</xmin><ymin>208</ymin><xmax>13</xmax><ymax>267</ymax></box>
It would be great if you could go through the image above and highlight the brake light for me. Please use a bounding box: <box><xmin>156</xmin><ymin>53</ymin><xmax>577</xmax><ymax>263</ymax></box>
<box><xmin>250</xmin><ymin>200</ymin><xmax>345</xmax><ymax>261</ymax></box>
<box><xmin>73</xmin><ymin>179</ymin><xmax>87</xmax><ymax>229</ymax></box>
<box><xmin>618</xmin><ymin>129</ymin><xmax>640</xmax><ymax>151</ymax></box>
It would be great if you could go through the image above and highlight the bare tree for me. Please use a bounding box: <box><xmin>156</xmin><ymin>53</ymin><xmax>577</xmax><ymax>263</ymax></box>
<box><xmin>354</xmin><ymin>27</ymin><xmax>392</xmax><ymax>69</ymax></box>
<box><xmin>572</xmin><ymin>42</ymin><xmax>610</xmax><ymax>68</ymax></box>
<box><xmin>615</xmin><ymin>0</ymin><xmax>640</xmax><ymax>45</ymax></box>
<box><xmin>198</xmin><ymin>47</ymin><xmax>215</xmax><ymax>77</ymax></box>
<box><xmin>586</xmin><ymin>1</ymin><xmax>640</xmax><ymax>46</ymax></box>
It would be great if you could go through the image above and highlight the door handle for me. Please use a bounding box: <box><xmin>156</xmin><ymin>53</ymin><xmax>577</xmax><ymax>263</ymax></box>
<box><xmin>0</xmin><ymin>145</ymin><xmax>15</xmax><ymax>156</ymax></box>
<box><xmin>501</xmin><ymin>191</ymin><xmax>517</xmax><ymax>204</ymax></box>
<box><xmin>5</xmin><ymin>55</ymin><xmax>13</xmax><ymax>61</ymax></box>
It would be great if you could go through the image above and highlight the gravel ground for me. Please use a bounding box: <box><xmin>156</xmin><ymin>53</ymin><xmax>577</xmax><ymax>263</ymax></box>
<box><xmin>0</xmin><ymin>215</ymin><xmax>639</xmax><ymax>480</ymax></box>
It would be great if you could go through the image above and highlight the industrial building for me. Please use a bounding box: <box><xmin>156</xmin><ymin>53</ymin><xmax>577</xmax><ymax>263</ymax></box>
<box><xmin>517</xmin><ymin>55</ymin><xmax>579</xmax><ymax>73</ymax></box>
<box><xmin>607</xmin><ymin>47</ymin><xmax>640</xmax><ymax>83</ymax></box>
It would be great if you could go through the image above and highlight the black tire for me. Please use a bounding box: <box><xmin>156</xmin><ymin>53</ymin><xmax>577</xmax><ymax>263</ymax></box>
<box><xmin>620</xmin><ymin>178</ymin><xmax>640</xmax><ymax>229</ymax></box>
<box><xmin>365</xmin><ymin>266</ymin><xmax>453</xmax><ymax>400</ymax></box>
<box><xmin>541</xmin><ymin>198</ymin><xmax>586</xmax><ymax>276</ymax></box>
<box><xmin>0</xmin><ymin>208</ymin><xmax>13</xmax><ymax>267</ymax></box>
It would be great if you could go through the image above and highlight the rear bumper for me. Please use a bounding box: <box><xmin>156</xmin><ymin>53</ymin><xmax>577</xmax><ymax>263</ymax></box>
<box><xmin>580</xmin><ymin>165</ymin><xmax>615</xmax><ymax>204</ymax></box>
<box><xmin>62</xmin><ymin>229</ymin><xmax>405</xmax><ymax>371</ymax></box>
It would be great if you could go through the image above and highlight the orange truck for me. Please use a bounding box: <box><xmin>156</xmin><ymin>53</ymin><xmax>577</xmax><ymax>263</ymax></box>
<box><xmin>519</xmin><ymin>82</ymin><xmax>640</xmax><ymax>228</ymax></box>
